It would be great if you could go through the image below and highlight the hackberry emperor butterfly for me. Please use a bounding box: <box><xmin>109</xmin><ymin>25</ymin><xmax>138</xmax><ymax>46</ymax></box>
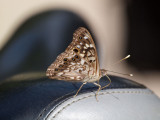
<box><xmin>46</xmin><ymin>27</ymin><xmax>129</xmax><ymax>99</ymax></box>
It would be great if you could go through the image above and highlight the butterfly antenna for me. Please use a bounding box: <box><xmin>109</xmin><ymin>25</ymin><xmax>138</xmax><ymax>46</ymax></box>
<box><xmin>107</xmin><ymin>70</ymin><xmax>133</xmax><ymax>77</ymax></box>
<box><xmin>107</xmin><ymin>54</ymin><xmax>133</xmax><ymax>77</ymax></box>
<box><xmin>111</xmin><ymin>55</ymin><xmax>130</xmax><ymax>66</ymax></box>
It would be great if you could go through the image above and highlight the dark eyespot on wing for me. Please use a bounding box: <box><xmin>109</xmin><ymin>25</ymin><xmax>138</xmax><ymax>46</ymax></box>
<box><xmin>79</xmin><ymin>36</ymin><xmax>82</xmax><ymax>40</ymax></box>
<box><xmin>73</xmin><ymin>48</ymin><xmax>78</xmax><ymax>53</ymax></box>
<box><xmin>59</xmin><ymin>65</ymin><xmax>63</xmax><ymax>67</ymax></box>
<box><xmin>64</xmin><ymin>58</ymin><xmax>68</xmax><ymax>61</ymax></box>
<box><xmin>75</xmin><ymin>55</ymin><xmax>79</xmax><ymax>58</ymax></box>
<box><xmin>72</xmin><ymin>58</ymin><xmax>75</xmax><ymax>61</ymax></box>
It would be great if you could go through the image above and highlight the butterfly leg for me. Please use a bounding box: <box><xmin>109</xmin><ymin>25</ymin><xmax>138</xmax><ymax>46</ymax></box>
<box><xmin>101</xmin><ymin>74</ymin><xmax>111</xmax><ymax>89</ymax></box>
<box><xmin>93</xmin><ymin>82</ymin><xmax>101</xmax><ymax>101</ymax></box>
<box><xmin>74</xmin><ymin>82</ymin><xmax>87</xmax><ymax>97</ymax></box>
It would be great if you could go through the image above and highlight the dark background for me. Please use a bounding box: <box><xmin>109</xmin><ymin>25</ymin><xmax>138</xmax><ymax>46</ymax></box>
<box><xmin>126</xmin><ymin>0</ymin><xmax>160</xmax><ymax>71</ymax></box>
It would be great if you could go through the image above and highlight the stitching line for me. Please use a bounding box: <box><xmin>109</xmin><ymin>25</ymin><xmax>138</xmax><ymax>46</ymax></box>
<box><xmin>37</xmin><ymin>91</ymin><xmax>75</xmax><ymax>120</ymax></box>
<box><xmin>49</xmin><ymin>90</ymin><xmax>153</xmax><ymax>119</ymax></box>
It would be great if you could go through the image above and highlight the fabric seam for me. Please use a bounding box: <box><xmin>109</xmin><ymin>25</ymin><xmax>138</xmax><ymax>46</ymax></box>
<box><xmin>47</xmin><ymin>90</ymin><xmax>153</xmax><ymax>119</ymax></box>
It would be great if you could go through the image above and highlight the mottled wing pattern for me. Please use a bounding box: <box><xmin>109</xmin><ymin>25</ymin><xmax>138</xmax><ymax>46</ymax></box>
<box><xmin>46</xmin><ymin>27</ymin><xmax>101</xmax><ymax>82</ymax></box>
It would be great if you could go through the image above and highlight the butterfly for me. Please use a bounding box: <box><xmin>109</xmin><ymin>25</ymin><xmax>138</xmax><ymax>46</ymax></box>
<box><xmin>46</xmin><ymin>27</ymin><xmax>112</xmax><ymax>100</ymax></box>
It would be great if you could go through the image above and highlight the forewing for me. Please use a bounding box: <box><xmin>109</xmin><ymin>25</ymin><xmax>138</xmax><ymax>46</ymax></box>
<box><xmin>46</xmin><ymin>27</ymin><xmax>100</xmax><ymax>82</ymax></box>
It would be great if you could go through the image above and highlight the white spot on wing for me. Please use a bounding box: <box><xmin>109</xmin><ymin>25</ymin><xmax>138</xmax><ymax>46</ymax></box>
<box><xmin>84</xmin><ymin>46</ymin><xmax>87</xmax><ymax>49</ymax></box>
<box><xmin>70</xmin><ymin>77</ymin><xmax>74</xmax><ymax>79</ymax></box>
<box><xmin>58</xmin><ymin>72</ymin><xmax>63</xmax><ymax>76</ymax></box>
<box><xmin>77</xmin><ymin>45</ymin><xmax>80</xmax><ymax>48</ymax></box>
<box><xmin>75</xmin><ymin>69</ymin><xmax>79</xmax><ymax>72</ymax></box>
<box><xmin>88</xmin><ymin>57</ymin><xmax>95</xmax><ymax>61</ymax></box>
<box><xmin>71</xmin><ymin>66</ymin><xmax>75</xmax><ymax>70</ymax></box>
<box><xmin>85</xmin><ymin>44</ymin><xmax>89</xmax><ymax>48</ymax></box>
<box><xmin>77</xmin><ymin>76</ymin><xmax>82</xmax><ymax>80</ymax></box>
<box><xmin>64</xmin><ymin>70</ymin><xmax>69</xmax><ymax>72</ymax></box>
<box><xmin>81</xmin><ymin>59</ymin><xmax>85</xmax><ymax>65</ymax></box>
<box><xmin>87</xmin><ymin>51</ymin><xmax>91</xmax><ymax>56</ymax></box>
<box><xmin>77</xmin><ymin>63</ymin><xmax>80</xmax><ymax>65</ymax></box>
<box><xmin>71</xmin><ymin>62</ymin><xmax>76</xmax><ymax>65</ymax></box>
<box><xmin>86</xmin><ymin>66</ymin><xmax>89</xmax><ymax>71</ymax></box>
<box><xmin>90</xmin><ymin>44</ymin><xmax>94</xmax><ymax>47</ymax></box>
<box><xmin>80</xmin><ymin>54</ymin><xmax>85</xmax><ymax>57</ymax></box>
<box><xmin>84</xmin><ymin>36</ymin><xmax>88</xmax><ymax>39</ymax></box>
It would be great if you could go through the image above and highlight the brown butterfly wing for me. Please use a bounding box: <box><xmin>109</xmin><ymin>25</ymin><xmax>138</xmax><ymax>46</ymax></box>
<box><xmin>46</xmin><ymin>27</ymin><xmax>101</xmax><ymax>82</ymax></box>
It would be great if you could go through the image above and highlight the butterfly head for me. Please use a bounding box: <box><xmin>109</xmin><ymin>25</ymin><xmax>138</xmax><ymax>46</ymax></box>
<box><xmin>100</xmin><ymin>69</ymin><xmax>107</xmax><ymax>77</ymax></box>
